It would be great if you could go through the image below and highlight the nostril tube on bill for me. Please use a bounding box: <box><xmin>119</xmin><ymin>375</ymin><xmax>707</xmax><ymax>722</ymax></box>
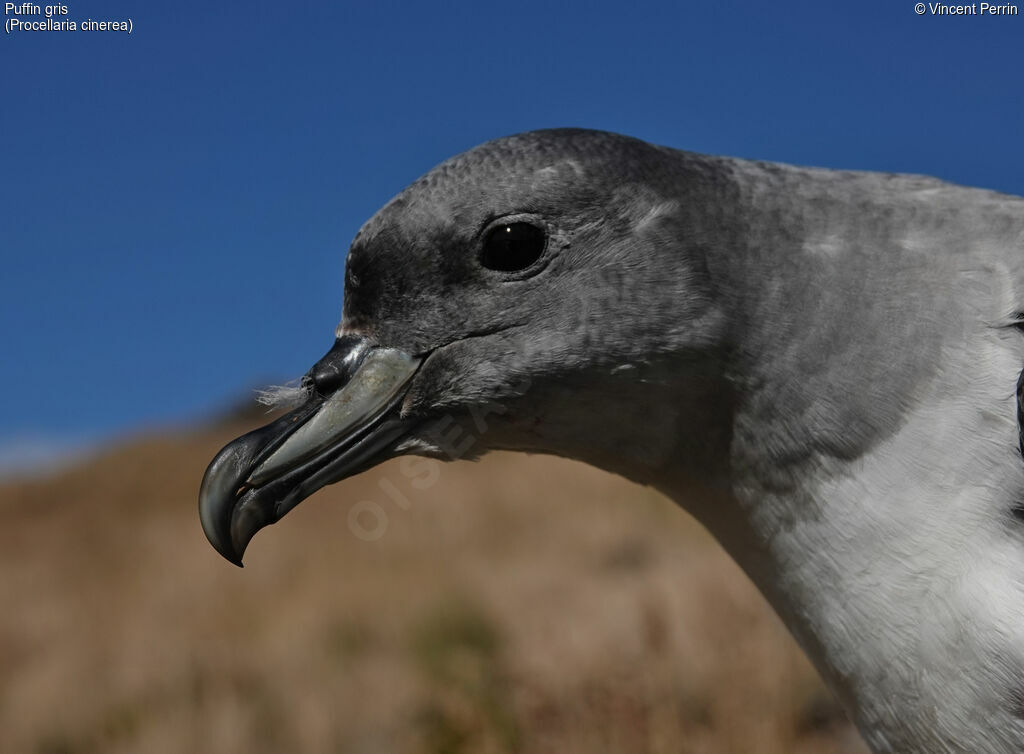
<box><xmin>310</xmin><ymin>334</ymin><xmax>373</xmax><ymax>396</ymax></box>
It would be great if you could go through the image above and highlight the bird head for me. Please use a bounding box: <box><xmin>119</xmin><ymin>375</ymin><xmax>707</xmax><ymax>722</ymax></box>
<box><xmin>200</xmin><ymin>129</ymin><xmax>736</xmax><ymax>565</ymax></box>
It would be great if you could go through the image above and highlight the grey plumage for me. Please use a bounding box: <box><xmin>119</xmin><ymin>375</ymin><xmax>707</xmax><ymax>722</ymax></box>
<box><xmin>202</xmin><ymin>129</ymin><xmax>1024</xmax><ymax>753</ymax></box>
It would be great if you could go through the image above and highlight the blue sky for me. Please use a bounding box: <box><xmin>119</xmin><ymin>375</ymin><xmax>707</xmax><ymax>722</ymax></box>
<box><xmin>2</xmin><ymin>0</ymin><xmax>1022</xmax><ymax>463</ymax></box>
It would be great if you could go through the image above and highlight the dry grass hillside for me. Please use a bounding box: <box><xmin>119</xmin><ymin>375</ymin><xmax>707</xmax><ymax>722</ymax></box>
<box><xmin>0</xmin><ymin>410</ymin><xmax>869</xmax><ymax>754</ymax></box>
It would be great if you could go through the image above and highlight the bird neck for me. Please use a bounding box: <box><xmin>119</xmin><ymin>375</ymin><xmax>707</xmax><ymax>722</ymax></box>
<box><xmin>652</xmin><ymin>357</ymin><xmax>1024</xmax><ymax>753</ymax></box>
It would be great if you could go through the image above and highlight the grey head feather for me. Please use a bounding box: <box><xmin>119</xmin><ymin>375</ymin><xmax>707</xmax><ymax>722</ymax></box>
<box><xmin>336</xmin><ymin>127</ymin><xmax>1024</xmax><ymax>490</ymax></box>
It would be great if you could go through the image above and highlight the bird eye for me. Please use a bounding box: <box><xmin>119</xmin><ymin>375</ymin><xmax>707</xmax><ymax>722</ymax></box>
<box><xmin>479</xmin><ymin>222</ymin><xmax>546</xmax><ymax>273</ymax></box>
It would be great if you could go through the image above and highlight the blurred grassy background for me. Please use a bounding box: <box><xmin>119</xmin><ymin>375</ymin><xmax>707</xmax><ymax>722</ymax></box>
<box><xmin>0</xmin><ymin>409</ymin><xmax>869</xmax><ymax>754</ymax></box>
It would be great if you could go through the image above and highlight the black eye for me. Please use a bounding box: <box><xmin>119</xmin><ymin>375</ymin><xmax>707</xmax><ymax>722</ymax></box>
<box><xmin>479</xmin><ymin>222</ymin><xmax>546</xmax><ymax>272</ymax></box>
